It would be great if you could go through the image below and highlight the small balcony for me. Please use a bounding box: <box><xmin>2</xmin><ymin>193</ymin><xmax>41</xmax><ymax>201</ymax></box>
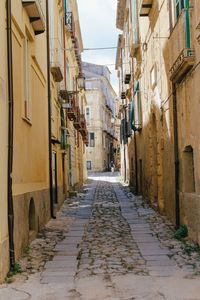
<box><xmin>82</xmin><ymin>133</ymin><xmax>89</xmax><ymax>146</ymax></box>
<box><xmin>79</xmin><ymin>114</ymin><xmax>87</xmax><ymax>135</ymax></box>
<box><xmin>65</xmin><ymin>12</ymin><xmax>76</xmax><ymax>41</ymax></box>
<box><xmin>169</xmin><ymin>11</ymin><xmax>195</xmax><ymax>83</ymax></box>
<box><xmin>66</xmin><ymin>96</ymin><xmax>76</xmax><ymax>121</ymax></box>
<box><xmin>22</xmin><ymin>0</ymin><xmax>45</xmax><ymax>35</ymax></box>
<box><xmin>73</xmin><ymin>107</ymin><xmax>81</xmax><ymax>130</ymax></box>
<box><xmin>60</xmin><ymin>90</ymin><xmax>69</xmax><ymax>101</ymax></box>
<box><xmin>139</xmin><ymin>0</ymin><xmax>153</xmax><ymax>17</ymax></box>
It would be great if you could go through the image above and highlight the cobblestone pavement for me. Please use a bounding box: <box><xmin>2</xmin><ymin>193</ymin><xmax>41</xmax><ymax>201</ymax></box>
<box><xmin>1</xmin><ymin>173</ymin><xmax>200</xmax><ymax>300</ymax></box>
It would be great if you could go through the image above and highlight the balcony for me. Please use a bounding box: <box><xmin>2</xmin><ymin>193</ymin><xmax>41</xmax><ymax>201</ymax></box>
<box><xmin>65</xmin><ymin>12</ymin><xmax>75</xmax><ymax>41</ymax></box>
<box><xmin>22</xmin><ymin>0</ymin><xmax>45</xmax><ymax>35</ymax></box>
<box><xmin>73</xmin><ymin>107</ymin><xmax>81</xmax><ymax>130</ymax></box>
<box><xmin>169</xmin><ymin>11</ymin><xmax>195</xmax><ymax>83</ymax></box>
<box><xmin>79</xmin><ymin>114</ymin><xmax>87</xmax><ymax>135</ymax></box>
<box><xmin>66</xmin><ymin>96</ymin><xmax>76</xmax><ymax>121</ymax></box>
<box><xmin>139</xmin><ymin>0</ymin><xmax>153</xmax><ymax>16</ymax></box>
<box><xmin>60</xmin><ymin>90</ymin><xmax>69</xmax><ymax>101</ymax></box>
<box><xmin>82</xmin><ymin>133</ymin><xmax>89</xmax><ymax>146</ymax></box>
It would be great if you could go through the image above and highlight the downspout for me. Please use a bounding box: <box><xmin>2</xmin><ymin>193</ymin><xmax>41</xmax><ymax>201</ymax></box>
<box><xmin>172</xmin><ymin>84</ymin><xmax>180</xmax><ymax>228</ymax></box>
<box><xmin>46</xmin><ymin>0</ymin><xmax>55</xmax><ymax>219</ymax></box>
<box><xmin>6</xmin><ymin>0</ymin><xmax>15</xmax><ymax>269</ymax></box>
<box><xmin>184</xmin><ymin>0</ymin><xmax>190</xmax><ymax>49</ymax></box>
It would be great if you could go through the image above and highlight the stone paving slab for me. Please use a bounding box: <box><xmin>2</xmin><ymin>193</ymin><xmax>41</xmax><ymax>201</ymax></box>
<box><xmin>53</xmin><ymin>255</ymin><xmax>77</xmax><ymax>261</ymax></box>
<box><xmin>146</xmin><ymin>260</ymin><xmax>176</xmax><ymax>267</ymax></box>
<box><xmin>139</xmin><ymin>248</ymin><xmax>171</xmax><ymax>256</ymax></box>
<box><xmin>41</xmin><ymin>275</ymin><xmax>74</xmax><ymax>284</ymax></box>
<box><xmin>45</xmin><ymin>260</ymin><xmax>78</xmax><ymax>269</ymax></box>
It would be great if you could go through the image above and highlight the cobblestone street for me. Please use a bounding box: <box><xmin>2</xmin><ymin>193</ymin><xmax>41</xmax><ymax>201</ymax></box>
<box><xmin>1</xmin><ymin>173</ymin><xmax>200</xmax><ymax>299</ymax></box>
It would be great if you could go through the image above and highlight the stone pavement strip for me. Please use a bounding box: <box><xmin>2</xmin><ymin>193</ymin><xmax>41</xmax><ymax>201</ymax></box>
<box><xmin>1</xmin><ymin>173</ymin><xmax>200</xmax><ymax>300</ymax></box>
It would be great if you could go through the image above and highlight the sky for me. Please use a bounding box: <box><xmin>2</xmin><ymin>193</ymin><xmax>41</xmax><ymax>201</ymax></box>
<box><xmin>76</xmin><ymin>0</ymin><xmax>120</xmax><ymax>93</ymax></box>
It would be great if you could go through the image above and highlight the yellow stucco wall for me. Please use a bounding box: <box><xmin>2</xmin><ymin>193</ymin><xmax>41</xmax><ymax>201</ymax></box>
<box><xmin>0</xmin><ymin>0</ymin><xmax>9</xmax><ymax>283</ymax></box>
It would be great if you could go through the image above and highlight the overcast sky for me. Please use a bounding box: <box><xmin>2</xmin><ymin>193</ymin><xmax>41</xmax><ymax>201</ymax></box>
<box><xmin>77</xmin><ymin>0</ymin><xmax>120</xmax><ymax>93</ymax></box>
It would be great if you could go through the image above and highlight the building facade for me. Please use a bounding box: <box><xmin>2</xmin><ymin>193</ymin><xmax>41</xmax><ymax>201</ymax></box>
<box><xmin>116</xmin><ymin>0</ymin><xmax>200</xmax><ymax>243</ymax></box>
<box><xmin>0</xmin><ymin>0</ymin><xmax>87</xmax><ymax>283</ymax></box>
<box><xmin>83</xmin><ymin>62</ymin><xmax>118</xmax><ymax>172</ymax></box>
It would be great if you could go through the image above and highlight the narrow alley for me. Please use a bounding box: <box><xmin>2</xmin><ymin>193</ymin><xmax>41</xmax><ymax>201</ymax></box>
<box><xmin>1</xmin><ymin>173</ymin><xmax>200</xmax><ymax>300</ymax></box>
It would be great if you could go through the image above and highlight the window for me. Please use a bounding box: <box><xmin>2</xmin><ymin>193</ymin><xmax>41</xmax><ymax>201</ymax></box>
<box><xmin>175</xmin><ymin>0</ymin><xmax>185</xmax><ymax>19</ymax></box>
<box><xmin>23</xmin><ymin>35</ymin><xmax>31</xmax><ymax>120</ymax></box>
<box><xmin>87</xmin><ymin>161</ymin><xmax>92</xmax><ymax>170</ymax></box>
<box><xmin>89</xmin><ymin>132</ymin><xmax>95</xmax><ymax>147</ymax></box>
<box><xmin>85</xmin><ymin>107</ymin><xmax>90</xmax><ymax>125</ymax></box>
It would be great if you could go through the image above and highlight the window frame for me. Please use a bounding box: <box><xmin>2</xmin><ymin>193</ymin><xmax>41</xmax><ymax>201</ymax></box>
<box><xmin>89</xmin><ymin>132</ymin><xmax>95</xmax><ymax>147</ymax></box>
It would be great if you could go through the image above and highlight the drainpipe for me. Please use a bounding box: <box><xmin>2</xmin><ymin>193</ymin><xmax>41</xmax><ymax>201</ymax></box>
<box><xmin>46</xmin><ymin>0</ymin><xmax>55</xmax><ymax>219</ymax></box>
<box><xmin>6</xmin><ymin>0</ymin><xmax>15</xmax><ymax>270</ymax></box>
<box><xmin>172</xmin><ymin>84</ymin><xmax>180</xmax><ymax>228</ymax></box>
<box><xmin>184</xmin><ymin>0</ymin><xmax>190</xmax><ymax>49</ymax></box>
<box><xmin>133</xmin><ymin>129</ymin><xmax>138</xmax><ymax>194</ymax></box>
